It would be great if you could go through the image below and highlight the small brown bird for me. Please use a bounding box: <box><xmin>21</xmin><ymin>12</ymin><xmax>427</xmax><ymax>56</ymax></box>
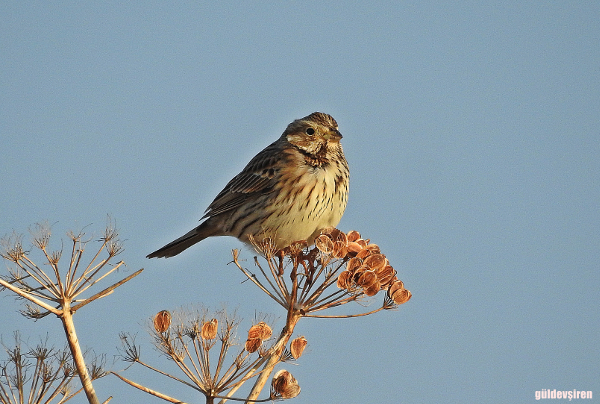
<box><xmin>147</xmin><ymin>112</ymin><xmax>349</xmax><ymax>258</ymax></box>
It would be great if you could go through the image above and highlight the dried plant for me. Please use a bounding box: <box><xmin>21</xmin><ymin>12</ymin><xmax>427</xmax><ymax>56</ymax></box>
<box><xmin>0</xmin><ymin>332</ymin><xmax>105</xmax><ymax>404</ymax></box>
<box><xmin>236</xmin><ymin>227</ymin><xmax>411</xmax><ymax>401</ymax></box>
<box><xmin>113</xmin><ymin>227</ymin><xmax>410</xmax><ymax>403</ymax></box>
<box><xmin>0</xmin><ymin>220</ymin><xmax>143</xmax><ymax>404</ymax></box>
<box><xmin>113</xmin><ymin>309</ymin><xmax>285</xmax><ymax>403</ymax></box>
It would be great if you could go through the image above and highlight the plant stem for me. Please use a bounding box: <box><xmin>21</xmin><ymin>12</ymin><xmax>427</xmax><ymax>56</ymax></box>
<box><xmin>60</xmin><ymin>300</ymin><xmax>100</xmax><ymax>404</ymax></box>
<box><xmin>245</xmin><ymin>312</ymin><xmax>301</xmax><ymax>402</ymax></box>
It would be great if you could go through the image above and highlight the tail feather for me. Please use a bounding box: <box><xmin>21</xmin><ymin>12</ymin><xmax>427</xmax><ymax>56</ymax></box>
<box><xmin>147</xmin><ymin>222</ymin><xmax>217</xmax><ymax>258</ymax></box>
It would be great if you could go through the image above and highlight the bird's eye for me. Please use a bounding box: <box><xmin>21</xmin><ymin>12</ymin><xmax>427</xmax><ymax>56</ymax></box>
<box><xmin>306</xmin><ymin>128</ymin><xmax>315</xmax><ymax>136</ymax></box>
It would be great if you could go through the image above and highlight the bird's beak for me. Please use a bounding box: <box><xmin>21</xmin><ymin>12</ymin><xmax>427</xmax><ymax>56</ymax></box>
<box><xmin>324</xmin><ymin>129</ymin><xmax>343</xmax><ymax>141</ymax></box>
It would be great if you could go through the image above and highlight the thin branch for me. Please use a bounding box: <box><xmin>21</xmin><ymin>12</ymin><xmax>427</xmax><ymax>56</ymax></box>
<box><xmin>71</xmin><ymin>268</ymin><xmax>143</xmax><ymax>312</ymax></box>
<box><xmin>304</xmin><ymin>305</ymin><xmax>386</xmax><ymax>318</ymax></box>
<box><xmin>0</xmin><ymin>277</ymin><xmax>61</xmax><ymax>315</ymax></box>
<box><xmin>110</xmin><ymin>372</ymin><xmax>188</xmax><ymax>404</ymax></box>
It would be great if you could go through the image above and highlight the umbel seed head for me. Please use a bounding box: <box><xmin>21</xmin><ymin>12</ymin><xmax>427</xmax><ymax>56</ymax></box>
<box><xmin>271</xmin><ymin>369</ymin><xmax>301</xmax><ymax>399</ymax></box>
<box><xmin>245</xmin><ymin>338</ymin><xmax>262</xmax><ymax>353</ymax></box>
<box><xmin>201</xmin><ymin>318</ymin><xmax>218</xmax><ymax>340</ymax></box>
<box><xmin>153</xmin><ymin>310</ymin><xmax>171</xmax><ymax>333</ymax></box>
<box><xmin>247</xmin><ymin>321</ymin><xmax>273</xmax><ymax>340</ymax></box>
<box><xmin>290</xmin><ymin>336</ymin><xmax>307</xmax><ymax>359</ymax></box>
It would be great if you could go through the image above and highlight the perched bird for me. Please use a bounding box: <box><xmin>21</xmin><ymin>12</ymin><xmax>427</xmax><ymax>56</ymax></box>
<box><xmin>147</xmin><ymin>112</ymin><xmax>349</xmax><ymax>258</ymax></box>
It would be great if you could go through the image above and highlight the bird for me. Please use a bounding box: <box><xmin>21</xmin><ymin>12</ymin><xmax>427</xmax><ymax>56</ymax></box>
<box><xmin>147</xmin><ymin>112</ymin><xmax>349</xmax><ymax>258</ymax></box>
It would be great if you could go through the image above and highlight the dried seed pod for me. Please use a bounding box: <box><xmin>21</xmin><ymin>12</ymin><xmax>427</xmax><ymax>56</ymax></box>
<box><xmin>388</xmin><ymin>279</ymin><xmax>405</xmax><ymax>295</ymax></box>
<box><xmin>290</xmin><ymin>336</ymin><xmax>308</xmax><ymax>359</ymax></box>
<box><xmin>376</xmin><ymin>265</ymin><xmax>397</xmax><ymax>288</ymax></box>
<box><xmin>271</xmin><ymin>370</ymin><xmax>301</xmax><ymax>399</ymax></box>
<box><xmin>390</xmin><ymin>288</ymin><xmax>412</xmax><ymax>304</ymax></box>
<box><xmin>332</xmin><ymin>240</ymin><xmax>348</xmax><ymax>258</ymax></box>
<box><xmin>387</xmin><ymin>280</ymin><xmax>412</xmax><ymax>304</ymax></box>
<box><xmin>337</xmin><ymin>270</ymin><xmax>352</xmax><ymax>289</ymax></box>
<box><xmin>201</xmin><ymin>318</ymin><xmax>218</xmax><ymax>340</ymax></box>
<box><xmin>346</xmin><ymin>257</ymin><xmax>363</xmax><ymax>273</ymax></box>
<box><xmin>248</xmin><ymin>321</ymin><xmax>272</xmax><ymax>341</ymax></box>
<box><xmin>153</xmin><ymin>310</ymin><xmax>171</xmax><ymax>333</ymax></box>
<box><xmin>315</xmin><ymin>234</ymin><xmax>334</xmax><ymax>254</ymax></box>
<box><xmin>245</xmin><ymin>338</ymin><xmax>262</xmax><ymax>353</ymax></box>
<box><xmin>356</xmin><ymin>238</ymin><xmax>368</xmax><ymax>248</ymax></box>
<box><xmin>365</xmin><ymin>243</ymin><xmax>381</xmax><ymax>254</ymax></box>
<box><xmin>355</xmin><ymin>248</ymin><xmax>371</xmax><ymax>260</ymax></box>
<box><xmin>363</xmin><ymin>254</ymin><xmax>387</xmax><ymax>272</ymax></box>
<box><xmin>346</xmin><ymin>230</ymin><xmax>361</xmax><ymax>242</ymax></box>
<box><xmin>357</xmin><ymin>270</ymin><xmax>377</xmax><ymax>288</ymax></box>
<box><xmin>364</xmin><ymin>281</ymin><xmax>381</xmax><ymax>296</ymax></box>
<box><xmin>347</xmin><ymin>241</ymin><xmax>363</xmax><ymax>254</ymax></box>
<box><xmin>321</xmin><ymin>227</ymin><xmax>346</xmax><ymax>243</ymax></box>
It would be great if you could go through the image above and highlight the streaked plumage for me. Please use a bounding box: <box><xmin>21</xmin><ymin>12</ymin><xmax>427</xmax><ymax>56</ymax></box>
<box><xmin>147</xmin><ymin>112</ymin><xmax>349</xmax><ymax>258</ymax></box>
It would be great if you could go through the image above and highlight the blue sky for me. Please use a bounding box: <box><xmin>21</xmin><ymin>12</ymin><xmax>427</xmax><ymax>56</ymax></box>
<box><xmin>1</xmin><ymin>2</ymin><xmax>599</xmax><ymax>403</ymax></box>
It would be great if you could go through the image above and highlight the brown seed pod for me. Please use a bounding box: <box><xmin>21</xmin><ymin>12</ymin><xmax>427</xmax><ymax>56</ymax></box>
<box><xmin>387</xmin><ymin>280</ymin><xmax>412</xmax><ymax>304</ymax></box>
<box><xmin>365</xmin><ymin>243</ymin><xmax>381</xmax><ymax>255</ymax></box>
<box><xmin>271</xmin><ymin>370</ymin><xmax>301</xmax><ymax>399</ymax></box>
<box><xmin>337</xmin><ymin>270</ymin><xmax>352</xmax><ymax>289</ymax></box>
<box><xmin>347</xmin><ymin>241</ymin><xmax>363</xmax><ymax>254</ymax></box>
<box><xmin>363</xmin><ymin>254</ymin><xmax>387</xmax><ymax>272</ymax></box>
<box><xmin>390</xmin><ymin>288</ymin><xmax>412</xmax><ymax>304</ymax></box>
<box><xmin>248</xmin><ymin>321</ymin><xmax>273</xmax><ymax>341</ymax></box>
<box><xmin>332</xmin><ymin>240</ymin><xmax>348</xmax><ymax>258</ymax></box>
<box><xmin>153</xmin><ymin>310</ymin><xmax>171</xmax><ymax>333</ymax></box>
<box><xmin>388</xmin><ymin>279</ymin><xmax>405</xmax><ymax>295</ymax></box>
<box><xmin>245</xmin><ymin>338</ymin><xmax>262</xmax><ymax>353</ymax></box>
<box><xmin>356</xmin><ymin>238</ymin><xmax>368</xmax><ymax>248</ymax></box>
<box><xmin>346</xmin><ymin>230</ymin><xmax>361</xmax><ymax>242</ymax></box>
<box><xmin>364</xmin><ymin>281</ymin><xmax>381</xmax><ymax>296</ymax></box>
<box><xmin>355</xmin><ymin>248</ymin><xmax>371</xmax><ymax>260</ymax></box>
<box><xmin>346</xmin><ymin>257</ymin><xmax>363</xmax><ymax>273</ymax></box>
<box><xmin>290</xmin><ymin>336</ymin><xmax>308</xmax><ymax>359</ymax></box>
<box><xmin>357</xmin><ymin>270</ymin><xmax>377</xmax><ymax>288</ymax></box>
<box><xmin>321</xmin><ymin>227</ymin><xmax>346</xmax><ymax>243</ymax></box>
<box><xmin>376</xmin><ymin>264</ymin><xmax>397</xmax><ymax>287</ymax></box>
<box><xmin>201</xmin><ymin>318</ymin><xmax>218</xmax><ymax>340</ymax></box>
<box><xmin>315</xmin><ymin>234</ymin><xmax>334</xmax><ymax>254</ymax></box>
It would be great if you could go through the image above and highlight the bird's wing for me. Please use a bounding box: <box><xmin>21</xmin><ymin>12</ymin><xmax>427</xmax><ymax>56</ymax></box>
<box><xmin>202</xmin><ymin>141</ymin><xmax>283</xmax><ymax>218</ymax></box>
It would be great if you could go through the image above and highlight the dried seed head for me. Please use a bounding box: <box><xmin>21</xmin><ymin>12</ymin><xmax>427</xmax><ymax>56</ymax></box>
<box><xmin>363</xmin><ymin>254</ymin><xmax>387</xmax><ymax>272</ymax></box>
<box><xmin>365</xmin><ymin>243</ymin><xmax>381</xmax><ymax>255</ymax></box>
<box><xmin>201</xmin><ymin>318</ymin><xmax>218</xmax><ymax>340</ymax></box>
<box><xmin>290</xmin><ymin>336</ymin><xmax>307</xmax><ymax>359</ymax></box>
<box><xmin>271</xmin><ymin>369</ymin><xmax>301</xmax><ymax>399</ymax></box>
<box><xmin>315</xmin><ymin>234</ymin><xmax>334</xmax><ymax>254</ymax></box>
<box><xmin>357</xmin><ymin>270</ymin><xmax>377</xmax><ymax>288</ymax></box>
<box><xmin>249</xmin><ymin>235</ymin><xmax>278</xmax><ymax>258</ymax></box>
<box><xmin>355</xmin><ymin>248</ymin><xmax>371</xmax><ymax>260</ymax></box>
<box><xmin>376</xmin><ymin>265</ymin><xmax>397</xmax><ymax>288</ymax></box>
<box><xmin>346</xmin><ymin>230</ymin><xmax>361</xmax><ymax>242</ymax></box>
<box><xmin>245</xmin><ymin>338</ymin><xmax>262</xmax><ymax>353</ymax></box>
<box><xmin>332</xmin><ymin>240</ymin><xmax>348</xmax><ymax>258</ymax></box>
<box><xmin>347</xmin><ymin>241</ymin><xmax>363</xmax><ymax>254</ymax></box>
<box><xmin>336</xmin><ymin>270</ymin><xmax>352</xmax><ymax>289</ymax></box>
<box><xmin>346</xmin><ymin>257</ymin><xmax>363</xmax><ymax>273</ymax></box>
<box><xmin>285</xmin><ymin>240</ymin><xmax>308</xmax><ymax>257</ymax></box>
<box><xmin>0</xmin><ymin>233</ymin><xmax>26</xmax><ymax>262</ymax></box>
<box><xmin>247</xmin><ymin>321</ymin><xmax>272</xmax><ymax>341</ymax></box>
<box><xmin>387</xmin><ymin>280</ymin><xmax>412</xmax><ymax>305</ymax></box>
<box><xmin>364</xmin><ymin>282</ymin><xmax>381</xmax><ymax>297</ymax></box>
<box><xmin>153</xmin><ymin>310</ymin><xmax>171</xmax><ymax>333</ymax></box>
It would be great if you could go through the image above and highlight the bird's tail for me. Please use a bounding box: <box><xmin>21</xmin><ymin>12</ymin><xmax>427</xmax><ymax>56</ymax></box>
<box><xmin>146</xmin><ymin>222</ymin><xmax>218</xmax><ymax>258</ymax></box>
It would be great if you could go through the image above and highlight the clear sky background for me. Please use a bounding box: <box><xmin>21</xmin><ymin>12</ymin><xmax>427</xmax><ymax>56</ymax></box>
<box><xmin>1</xmin><ymin>2</ymin><xmax>599</xmax><ymax>403</ymax></box>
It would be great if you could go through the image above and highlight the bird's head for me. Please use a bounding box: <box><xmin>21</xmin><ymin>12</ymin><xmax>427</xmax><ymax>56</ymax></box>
<box><xmin>283</xmin><ymin>112</ymin><xmax>343</xmax><ymax>159</ymax></box>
